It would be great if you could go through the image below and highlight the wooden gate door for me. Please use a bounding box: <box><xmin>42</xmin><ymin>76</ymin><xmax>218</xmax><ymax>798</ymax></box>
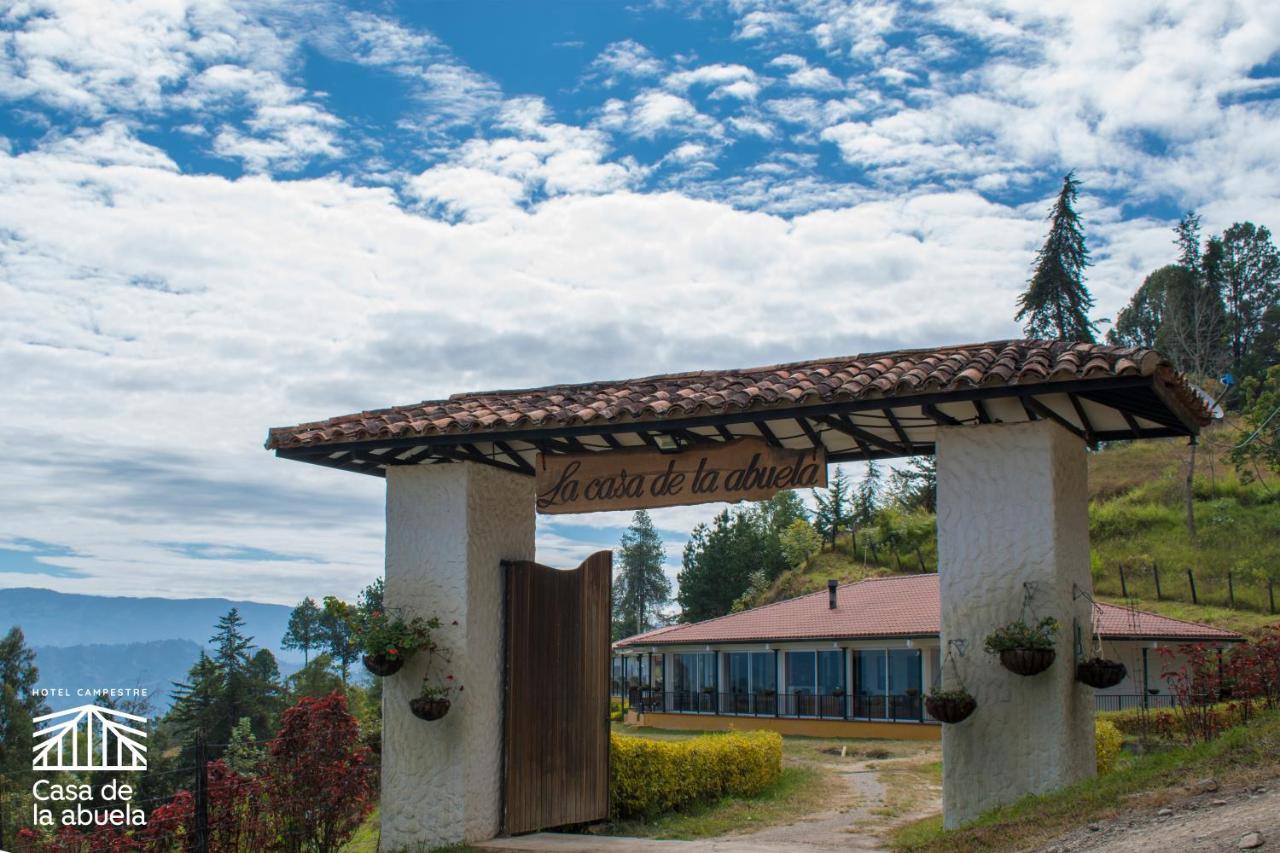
<box><xmin>503</xmin><ymin>551</ymin><xmax>611</xmax><ymax>835</ymax></box>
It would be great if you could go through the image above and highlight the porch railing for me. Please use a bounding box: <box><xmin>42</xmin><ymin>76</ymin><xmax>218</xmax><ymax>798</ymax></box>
<box><xmin>647</xmin><ymin>691</ymin><xmax>929</xmax><ymax>722</ymax></box>
<box><xmin>1093</xmin><ymin>693</ymin><xmax>1176</xmax><ymax>712</ymax></box>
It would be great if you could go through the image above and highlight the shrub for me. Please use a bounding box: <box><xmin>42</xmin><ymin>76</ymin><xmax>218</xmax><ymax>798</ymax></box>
<box><xmin>1094</xmin><ymin>718</ymin><xmax>1123</xmax><ymax>774</ymax></box>
<box><xmin>983</xmin><ymin>617</ymin><xmax>1058</xmax><ymax>653</ymax></box>
<box><xmin>610</xmin><ymin>730</ymin><xmax>782</xmax><ymax>818</ymax></box>
<box><xmin>610</xmin><ymin>697</ymin><xmax>625</xmax><ymax>722</ymax></box>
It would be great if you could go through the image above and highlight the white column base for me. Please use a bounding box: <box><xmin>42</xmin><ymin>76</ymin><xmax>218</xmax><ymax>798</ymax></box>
<box><xmin>380</xmin><ymin>462</ymin><xmax>535</xmax><ymax>850</ymax></box>
<box><xmin>937</xmin><ymin>419</ymin><xmax>1095</xmax><ymax>828</ymax></box>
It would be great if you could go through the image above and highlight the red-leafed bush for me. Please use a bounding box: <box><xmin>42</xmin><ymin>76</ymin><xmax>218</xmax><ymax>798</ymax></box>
<box><xmin>266</xmin><ymin>690</ymin><xmax>375</xmax><ymax>853</ymax></box>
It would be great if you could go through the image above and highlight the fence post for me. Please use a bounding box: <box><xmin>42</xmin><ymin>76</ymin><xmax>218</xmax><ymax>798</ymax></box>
<box><xmin>194</xmin><ymin>731</ymin><xmax>209</xmax><ymax>853</ymax></box>
<box><xmin>1187</xmin><ymin>568</ymin><xmax>1198</xmax><ymax>605</ymax></box>
<box><xmin>894</xmin><ymin>551</ymin><xmax>903</xmax><ymax>572</ymax></box>
<box><xmin>916</xmin><ymin>548</ymin><xmax>926</xmax><ymax>573</ymax></box>
<box><xmin>1228</xmin><ymin>571</ymin><xmax>1235</xmax><ymax>609</ymax></box>
<box><xmin>1269</xmin><ymin>579</ymin><xmax>1276</xmax><ymax>615</ymax></box>
<box><xmin>1119</xmin><ymin>565</ymin><xmax>1128</xmax><ymax>598</ymax></box>
<box><xmin>1153</xmin><ymin>562</ymin><xmax>1162</xmax><ymax>600</ymax></box>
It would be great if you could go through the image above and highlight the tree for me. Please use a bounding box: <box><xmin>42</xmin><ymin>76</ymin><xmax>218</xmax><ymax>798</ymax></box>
<box><xmin>210</xmin><ymin>608</ymin><xmax>259</xmax><ymax>746</ymax></box>
<box><xmin>778</xmin><ymin>518</ymin><xmax>822</xmax><ymax>569</ymax></box>
<box><xmin>1163</xmin><ymin>213</ymin><xmax>1228</xmax><ymax>379</ymax></box>
<box><xmin>0</xmin><ymin>625</ymin><xmax>47</xmax><ymax>823</ymax></box>
<box><xmin>748</xmin><ymin>490</ymin><xmax>809</xmax><ymax>580</ymax></box>
<box><xmin>852</xmin><ymin>460</ymin><xmax>883</xmax><ymax>526</ymax></box>
<box><xmin>286</xmin><ymin>653</ymin><xmax>347</xmax><ymax>700</ymax></box>
<box><xmin>1230</xmin><ymin>363</ymin><xmax>1280</xmax><ymax>484</ymax></box>
<box><xmin>1016</xmin><ymin>172</ymin><xmax>1097</xmax><ymax>341</ymax></box>
<box><xmin>320</xmin><ymin>597</ymin><xmax>358</xmax><ymax>685</ymax></box>
<box><xmin>1221</xmin><ymin>222</ymin><xmax>1280</xmax><ymax>380</ymax></box>
<box><xmin>169</xmin><ymin>651</ymin><xmax>224</xmax><ymax>762</ymax></box>
<box><xmin>889</xmin><ymin>456</ymin><xmax>937</xmax><ymax>512</ymax></box>
<box><xmin>677</xmin><ymin>510</ymin><xmax>762</xmax><ymax>622</ymax></box>
<box><xmin>814</xmin><ymin>467</ymin><xmax>854</xmax><ymax>545</ymax></box>
<box><xmin>282</xmin><ymin>597</ymin><xmax>323</xmax><ymax>666</ymax></box>
<box><xmin>1109</xmin><ymin>265</ymin><xmax>1188</xmax><ymax>350</ymax></box>
<box><xmin>266</xmin><ymin>692</ymin><xmax>375</xmax><ymax>853</ymax></box>
<box><xmin>611</xmin><ymin>510</ymin><xmax>672</xmax><ymax>640</ymax></box>
<box><xmin>224</xmin><ymin>716</ymin><xmax>266</xmax><ymax>776</ymax></box>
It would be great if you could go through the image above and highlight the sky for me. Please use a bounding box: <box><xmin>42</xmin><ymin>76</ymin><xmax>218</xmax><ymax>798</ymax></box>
<box><xmin>2</xmin><ymin>0</ymin><xmax>1279</xmax><ymax>605</ymax></box>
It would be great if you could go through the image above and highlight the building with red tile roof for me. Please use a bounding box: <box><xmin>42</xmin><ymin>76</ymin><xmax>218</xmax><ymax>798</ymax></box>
<box><xmin>611</xmin><ymin>574</ymin><xmax>1240</xmax><ymax>740</ymax></box>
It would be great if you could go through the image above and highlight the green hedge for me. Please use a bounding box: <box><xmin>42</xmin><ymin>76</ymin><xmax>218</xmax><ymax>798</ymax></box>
<box><xmin>610</xmin><ymin>730</ymin><xmax>783</xmax><ymax>818</ymax></box>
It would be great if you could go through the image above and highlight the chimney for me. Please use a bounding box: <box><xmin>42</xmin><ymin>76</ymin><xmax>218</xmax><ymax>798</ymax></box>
<box><xmin>828</xmin><ymin>579</ymin><xmax>838</xmax><ymax>609</ymax></box>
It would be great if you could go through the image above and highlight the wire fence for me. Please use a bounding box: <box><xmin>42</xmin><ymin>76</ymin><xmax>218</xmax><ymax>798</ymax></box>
<box><xmin>1109</xmin><ymin>561</ymin><xmax>1278</xmax><ymax>614</ymax></box>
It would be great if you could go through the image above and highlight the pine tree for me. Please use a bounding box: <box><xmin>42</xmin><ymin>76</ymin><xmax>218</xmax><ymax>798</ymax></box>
<box><xmin>889</xmin><ymin>457</ymin><xmax>937</xmax><ymax>512</ymax></box>
<box><xmin>169</xmin><ymin>651</ymin><xmax>224</xmax><ymax>762</ymax></box>
<box><xmin>224</xmin><ymin>716</ymin><xmax>266</xmax><ymax>776</ymax></box>
<box><xmin>852</xmin><ymin>461</ymin><xmax>883</xmax><ymax>526</ymax></box>
<box><xmin>1015</xmin><ymin>172</ymin><xmax>1097</xmax><ymax>341</ymax></box>
<box><xmin>611</xmin><ymin>510</ymin><xmax>671</xmax><ymax>640</ymax></box>
<box><xmin>282</xmin><ymin>597</ymin><xmax>323</xmax><ymax>666</ymax></box>
<box><xmin>814</xmin><ymin>467</ymin><xmax>853</xmax><ymax>545</ymax></box>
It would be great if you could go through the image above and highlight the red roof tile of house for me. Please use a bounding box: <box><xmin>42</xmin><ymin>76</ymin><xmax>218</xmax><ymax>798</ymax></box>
<box><xmin>614</xmin><ymin>574</ymin><xmax>1241</xmax><ymax>648</ymax></box>
<box><xmin>266</xmin><ymin>340</ymin><xmax>1211</xmax><ymax>450</ymax></box>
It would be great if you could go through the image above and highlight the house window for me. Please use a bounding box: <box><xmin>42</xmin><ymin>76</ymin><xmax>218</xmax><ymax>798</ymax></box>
<box><xmin>854</xmin><ymin>649</ymin><xmax>923</xmax><ymax>720</ymax></box>
<box><xmin>750</xmin><ymin>652</ymin><xmax>775</xmax><ymax>693</ymax></box>
<box><xmin>785</xmin><ymin>649</ymin><xmax>843</xmax><ymax>716</ymax></box>
<box><xmin>728</xmin><ymin>652</ymin><xmax>750</xmax><ymax>694</ymax></box>
<box><xmin>673</xmin><ymin>652</ymin><xmax>716</xmax><ymax>711</ymax></box>
<box><xmin>786</xmin><ymin>651</ymin><xmax>816</xmax><ymax>694</ymax></box>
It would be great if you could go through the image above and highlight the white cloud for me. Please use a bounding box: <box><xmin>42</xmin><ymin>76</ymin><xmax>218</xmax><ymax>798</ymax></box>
<box><xmin>589</xmin><ymin>39</ymin><xmax>664</xmax><ymax>85</ymax></box>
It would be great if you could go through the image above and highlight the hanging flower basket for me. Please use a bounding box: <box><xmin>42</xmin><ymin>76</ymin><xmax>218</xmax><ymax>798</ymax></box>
<box><xmin>363</xmin><ymin>652</ymin><xmax>404</xmax><ymax>677</ymax></box>
<box><xmin>999</xmin><ymin>648</ymin><xmax>1056</xmax><ymax>676</ymax></box>
<box><xmin>1076</xmin><ymin>658</ymin><xmax>1127</xmax><ymax>689</ymax></box>
<box><xmin>409</xmin><ymin>697</ymin><xmax>451</xmax><ymax>721</ymax></box>
<box><xmin>925</xmin><ymin>688</ymin><xmax>977</xmax><ymax>724</ymax></box>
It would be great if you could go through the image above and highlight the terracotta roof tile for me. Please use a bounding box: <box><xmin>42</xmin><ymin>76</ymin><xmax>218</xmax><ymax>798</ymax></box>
<box><xmin>614</xmin><ymin>574</ymin><xmax>1241</xmax><ymax>647</ymax></box>
<box><xmin>266</xmin><ymin>339</ymin><xmax>1211</xmax><ymax>450</ymax></box>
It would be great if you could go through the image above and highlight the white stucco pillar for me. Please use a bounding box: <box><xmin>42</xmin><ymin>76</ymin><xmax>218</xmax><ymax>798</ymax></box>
<box><xmin>936</xmin><ymin>419</ymin><xmax>1095</xmax><ymax>828</ymax></box>
<box><xmin>381</xmin><ymin>462</ymin><xmax>535</xmax><ymax>850</ymax></box>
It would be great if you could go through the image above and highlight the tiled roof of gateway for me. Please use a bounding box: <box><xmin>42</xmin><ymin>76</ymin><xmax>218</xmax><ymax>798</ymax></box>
<box><xmin>266</xmin><ymin>340</ymin><xmax>1211</xmax><ymax>449</ymax></box>
<box><xmin>614</xmin><ymin>575</ymin><xmax>1241</xmax><ymax>648</ymax></box>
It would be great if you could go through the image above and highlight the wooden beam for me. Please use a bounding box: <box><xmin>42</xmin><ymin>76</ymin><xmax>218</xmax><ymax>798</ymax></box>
<box><xmin>795</xmin><ymin>418</ymin><xmax>825</xmax><ymax>450</ymax></box>
<box><xmin>972</xmin><ymin>399</ymin><xmax>992</xmax><ymax>424</ymax></box>
<box><xmin>755</xmin><ymin>420</ymin><xmax>783</xmax><ymax>448</ymax></box>
<box><xmin>883</xmin><ymin>408</ymin><xmax>912</xmax><ymax>446</ymax></box>
<box><xmin>715</xmin><ymin>424</ymin><xmax>736</xmax><ymax>442</ymax></box>
<box><xmin>1120</xmin><ymin>410</ymin><xmax>1142</xmax><ymax>439</ymax></box>
<box><xmin>1025</xmin><ymin>397</ymin><xmax>1087</xmax><ymax>443</ymax></box>
<box><xmin>494</xmin><ymin>440</ymin><xmax>536</xmax><ymax>475</ymax></box>
<box><xmin>814</xmin><ymin>415</ymin><xmax>909</xmax><ymax>456</ymax></box>
<box><xmin>921</xmin><ymin>404</ymin><xmax>962</xmax><ymax>427</ymax></box>
<box><xmin>1067</xmin><ymin>394</ymin><xmax>1095</xmax><ymax>446</ymax></box>
<box><xmin>1019</xmin><ymin>395</ymin><xmax>1041</xmax><ymax>422</ymax></box>
<box><xmin>601</xmin><ymin>433</ymin><xmax>624</xmax><ymax>450</ymax></box>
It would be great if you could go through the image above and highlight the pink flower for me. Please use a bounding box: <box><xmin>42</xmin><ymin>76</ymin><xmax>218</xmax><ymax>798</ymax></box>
<box><xmin>387</xmin><ymin>647</ymin><xmax>398</xmax><ymax>656</ymax></box>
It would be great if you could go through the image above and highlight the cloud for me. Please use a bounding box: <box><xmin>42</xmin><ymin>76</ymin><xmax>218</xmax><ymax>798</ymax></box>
<box><xmin>589</xmin><ymin>39</ymin><xmax>664</xmax><ymax>85</ymax></box>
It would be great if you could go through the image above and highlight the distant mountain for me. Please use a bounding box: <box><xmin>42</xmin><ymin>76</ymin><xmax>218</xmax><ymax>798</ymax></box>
<box><xmin>0</xmin><ymin>587</ymin><xmax>298</xmax><ymax>660</ymax></box>
<box><xmin>33</xmin><ymin>639</ymin><xmax>205</xmax><ymax>714</ymax></box>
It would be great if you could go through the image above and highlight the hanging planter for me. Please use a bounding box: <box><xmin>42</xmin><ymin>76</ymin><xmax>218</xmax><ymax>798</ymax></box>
<box><xmin>363</xmin><ymin>652</ymin><xmax>404</xmax><ymax>677</ymax></box>
<box><xmin>985</xmin><ymin>617</ymin><xmax>1058</xmax><ymax>677</ymax></box>
<box><xmin>925</xmin><ymin>687</ymin><xmax>977</xmax><ymax>724</ymax></box>
<box><xmin>409</xmin><ymin>697</ymin><xmax>451</xmax><ymax>721</ymax></box>
<box><xmin>1076</xmin><ymin>658</ymin><xmax>1127</xmax><ymax>689</ymax></box>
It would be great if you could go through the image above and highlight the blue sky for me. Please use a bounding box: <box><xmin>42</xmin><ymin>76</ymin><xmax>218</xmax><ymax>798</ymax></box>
<box><xmin>2</xmin><ymin>0</ymin><xmax>1279</xmax><ymax>603</ymax></box>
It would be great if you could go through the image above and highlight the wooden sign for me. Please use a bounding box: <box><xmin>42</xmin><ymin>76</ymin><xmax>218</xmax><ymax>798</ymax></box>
<box><xmin>535</xmin><ymin>438</ymin><xmax>827</xmax><ymax>515</ymax></box>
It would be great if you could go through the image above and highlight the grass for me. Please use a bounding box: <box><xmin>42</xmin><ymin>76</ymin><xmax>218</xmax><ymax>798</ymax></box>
<box><xmin>891</xmin><ymin>709</ymin><xmax>1280</xmax><ymax>852</ymax></box>
<box><xmin>599</xmin><ymin>764</ymin><xmax>829</xmax><ymax>840</ymax></box>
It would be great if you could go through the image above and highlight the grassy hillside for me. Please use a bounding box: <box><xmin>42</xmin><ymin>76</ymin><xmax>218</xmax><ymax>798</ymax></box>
<box><xmin>745</xmin><ymin>422</ymin><xmax>1280</xmax><ymax>632</ymax></box>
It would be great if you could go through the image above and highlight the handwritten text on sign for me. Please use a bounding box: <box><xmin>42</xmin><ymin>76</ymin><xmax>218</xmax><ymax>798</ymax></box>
<box><xmin>535</xmin><ymin>438</ymin><xmax>827</xmax><ymax>514</ymax></box>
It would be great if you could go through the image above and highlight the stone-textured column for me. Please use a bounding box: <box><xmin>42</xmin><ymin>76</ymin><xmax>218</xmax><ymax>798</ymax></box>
<box><xmin>936</xmin><ymin>419</ymin><xmax>1095</xmax><ymax>828</ymax></box>
<box><xmin>381</xmin><ymin>462</ymin><xmax>535</xmax><ymax>850</ymax></box>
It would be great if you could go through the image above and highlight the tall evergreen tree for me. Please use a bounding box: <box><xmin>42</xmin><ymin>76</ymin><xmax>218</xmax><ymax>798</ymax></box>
<box><xmin>1221</xmin><ymin>221</ymin><xmax>1280</xmax><ymax>379</ymax></box>
<box><xmin>852</xmin><ymin>461</ymin><xmax>883</xmax><ymax>526</ymax></box>
<box><xmin>611</xmin><ymin>510</ymin><xmax>671</xmax><ymax>640</ymax></box>
<box><xmin>814</xmin><ymin>467</ymin><xmax>853</xmax><ymax>545</ymax></box>
<box><xmin>677</xmin><ymin>510</ymin><xmax>762</xmax><ymax>622</ymax></box>
<box><xmin>169</xmin><ymin>651</ymin><xmax>224</xmax><ymax>762</ymax></box>
<box><xmin>889</xmin><ymin>457</ymin><xmax>937</xmax><ymax>512</ymax></box>
<box><xmin>1015</xmin><ymin>172</ymin><xmax>1097</xmax><ymax>341</ymax></box>
<box><xmin>282</xmin><ymin>597</ymin><xmax>323</xmax><ymax>666</ymax></box>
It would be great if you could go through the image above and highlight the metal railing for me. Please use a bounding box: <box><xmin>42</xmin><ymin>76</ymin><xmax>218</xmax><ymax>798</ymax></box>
<box><xmin>647</xmin><ymin>691</ymin><xmax>929</xmax><ymax>722</ymax></box>
<box><xmin>1093</xmin><ymin>693</ymin><xmax>1176</xmax><ymax>712</ymax></box>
